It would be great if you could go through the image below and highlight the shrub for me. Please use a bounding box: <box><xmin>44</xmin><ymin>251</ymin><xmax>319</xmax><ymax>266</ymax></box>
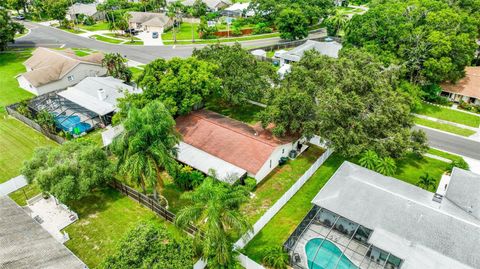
<box><xmin>447</xmin><ymin>159</ymin><xmax>469</xmax><ymax>173</ymax></box>
<box><xmin>243</xmin><ymin>177</ymin><xmax>257</xmax><ymax>191</ymax></box>
<box><xmin>83</xmin><ymin>16</ymin><xmax>95</xmax><ymax>26</ymax></box>
<box><xmin>262</xmin><ymin>247</ymin><xmax>289</xmax><ymax>269</ymax></box>
<box><xmin>253</xmin><ymin>22</ymin><xmax>273</xmax><ymax>35</ymax></box>
<box><xmin>16</xmin><ymin>100</ymin><xmax>32</xmax><ymax>118</ymax></box>
<box><xmin>174</xmin><ymin>165</ymin><xmax>205</xmax><ymax>191</ymax></box>
<box><xmin>35</xmin><ymin>110</ymin><xmax>56</xmax><ymax>133</ymax></box>
<box><xmin>421</xmin><ymin>84</ymin><xmax>442</xmax><ymax>102</ymax></box>
<box><xmin>231</xmin><ymin>26</ymin><xmax>242</xmax><ymax>36</ymax></box>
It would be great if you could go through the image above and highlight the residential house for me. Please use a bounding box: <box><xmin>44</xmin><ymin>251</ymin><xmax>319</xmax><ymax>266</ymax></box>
<box><xmin>276</xmin><ymin>40</ymin><xmax>342</xmax><ymax>66</ymax></box>
<box><xmin>16</xmin><ymin>48</ymin><xmax>106</xmax><ymax>96</ymax></box>
<box><xmin>175</xmin><ymin>110</ymin><xmax>305</xmax><ymax>183</ymax></box>
<box><xmin>0</xmin><ymin>196</ymin><xmax>86</xmax><ymax>269</ymax></box>
<box><xmin>181</xmin><ymin>0</ymin><xmax>232</xmax><ymax>12</ymax></box>
<box><xmin>285</xmin><ymin>162</ymin><xmax>480</xmax><ymax>269</ymax></box>
<box><xmin>128</xmin><ymin>12</ymin><xmax>173</xmax><ymax>33</ymax></box>
<box><xmin>440</xmin><ymin>66</ymin><xmax>480</xmax><ymax>105</ymax></box>
<box><xmin>27</xmin><ymin>76</ymin><xmax>140</xmax><ymax>135</ymax></box>
<box><xmin>222</xmin><ymin>2</ymin><xmax>254</xmax><ymax>17</ymax></box>
<box><xmin>66</xmin><ymin>3</ymin><xmax>105</xmax><ymax>21</ymax></box>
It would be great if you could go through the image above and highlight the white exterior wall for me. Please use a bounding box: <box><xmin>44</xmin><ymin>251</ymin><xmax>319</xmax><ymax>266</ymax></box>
<box><xmin>253</xmin><ymin>140</ymin><xmax>300</xmax><ymax>183</ymax></box>
<box><xmin>18</xmin><ymin>64</ymin><xmax>106</xmax><ymax>96</ymax></box>
<box><xmin>146</xmin><ymin>25</ymin><xmax>164</xmax><ymax>33</ymax></box>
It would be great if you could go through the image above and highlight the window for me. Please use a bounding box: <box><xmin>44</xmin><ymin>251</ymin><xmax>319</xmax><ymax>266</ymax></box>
<box><xmin>67</xmin><ymin>75</ymin><xmax>75</xmax><ymax>81</ymax></box>
<box><xmin>282</xmin><ymin>149</ymin><xmax>285</xmax><ymax>154</ymax></box>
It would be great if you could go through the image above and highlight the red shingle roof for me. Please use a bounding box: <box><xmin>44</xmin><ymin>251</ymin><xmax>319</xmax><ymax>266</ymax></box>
<box><xmin>176</xmin><ymin>110</ymin><xmax>294</xmax><ymax>175</ymax></box>
<box><xmin>441</xmin><ymin>67</ymin><xmax>480</xmax><ymax>99</ymax></box>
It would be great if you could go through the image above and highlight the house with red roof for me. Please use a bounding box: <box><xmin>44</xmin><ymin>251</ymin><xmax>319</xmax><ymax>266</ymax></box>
<box><xmin>175</xmin><ymin>110</ymin><xmax>305</xmax><ymax>183</ymax></box>
<box><xmin>440</xmin><ymin>66</ymin><xmax>480</xmax><ymax>105</ymax></box>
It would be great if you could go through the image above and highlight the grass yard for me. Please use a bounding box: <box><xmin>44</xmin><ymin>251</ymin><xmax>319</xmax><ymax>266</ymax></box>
<box><xmin>9</xmin><ymin>182</ymin><xmax>41</xmax><ymax>205</ymax></box>
<box><xmin>129</xmin><ymin>66</ymin><xmax>144</xmax><ymax>82</ymax></box>
<box><xmin>243</xmin><ymin>154</ymin><xmax>345</xmax><ymax>262</ymax></box>
<box><xmin>124</xmin><ymin>40</ymin><xmax>144</xmax><ymax>45</ymax></box>
<box><xmin>241</xmin><ymin>146</ymin><xmax>325</xmax><ymax>223</ymax></box>
<box><xmin>92</xmin><ymin>35</ymin><xmax>124</xmax><ymax>44</ymax></box>
<box><xmin>63</xmin><ymin>188</ymin><xmax>185</xmax><ymax>269</ymax></box>
<box><xmin>0</xmin><ymin>51</ymin><xmax>57</xmax><ymax>183</ymax></box>
<box><xmin>59</xmin><ymin>26</ymin><xmax>86</xmax><ymax>34</ymax></box>
<box><xmin>428</xmin><ymin>148</ymin><xmax>463</xmax><ymax>162</ymax></box>
<box><xmin>414</xmin><ymin>102</ymin><xmax>480</xmax><ymax>127</ymax></box>
<box><xmin>205</xmin><ymin>99</ymin><xmax>264</xmax><ymax>125</ymax></box>
<box><xmin>392</xmin><ymin>153</ymin><xmax>450</xmax><ymax>189</ymax></box>
<box><xmin>414</xmin><ymin>117</ymin><xmax>476</xmax><ymax>137</ymax></box>
<box><xmin>162</xmin><ymin>22</ymin><xmax>201</xmax><ymax>40</ymax></box>
<box><xmin>78</xmin><ymin>21</ymin><xmax>110</xmax><ymax>31</ymax></box>
<box><xmin>163</xmin><ymin>32</ymin><xmax>280</xmax><ymax>45</ymax></box>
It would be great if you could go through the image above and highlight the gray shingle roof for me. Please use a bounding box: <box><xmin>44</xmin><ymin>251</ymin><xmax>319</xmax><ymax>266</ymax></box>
<box><xmin>0</xmin><ymin>196</ymin><xmax>86</xmax><ymax>269</ymax></box>
<box><xmin>278</xmin><ymin>40</ymin><xmax>342</xmax><ymax>62</ymax></box>
<box><xmin>312</xmin><ymin>162</ymin><xmax>480</xmax><ymax>269</ymax></box>
<box><xmin>446</xmin><ymin>167</ymin><xmax>480</xmax><ymax>219</ymax></box>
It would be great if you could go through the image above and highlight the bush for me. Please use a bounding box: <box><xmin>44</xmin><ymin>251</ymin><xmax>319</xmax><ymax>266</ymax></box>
<box><xmin>262</xmin><ymin>247</ymin><xmax>289</xmax><ymax>269</ymax></box>
<box><xmin>231</xmin><ymin>26</ymin><xmax>242</xmax><ymax>36</ymax></box>
<box><xmin>243</xmin><ymin>177</ymin><xmax>257</xmax><ymax>191</ymax></box>
<box><xmin>421</xmin><ymin>84</ymin><xmax>442</xmax><ymax>102</ymax></box>
<box><xmin>253</xmin><ymin>22</ymin><xmax>273</xmax><ymax>35</ymax></box>
<box><xmin>83</xmin><ymin>16</ymin><xmax>95</xmax><ymax>26</ymax></box>
<box><xmin>448</xmin><ymin>159</ymin><xmax>469</xmax><ymax>173</ymax></box>
<box><xmin>174</xmin><ymin>165</ymin><xmax>205</xmax><ymax>191</ymax></box>
<box><xmin>16</xmin><ymin>100</ymin><xmax>32</xmax><ymax>118</ymax></box>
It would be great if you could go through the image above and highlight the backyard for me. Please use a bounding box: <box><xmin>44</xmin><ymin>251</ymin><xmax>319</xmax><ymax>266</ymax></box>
<box><xmin>62</xmin><ymin>188</ymin><xmax>185</xmax><ymax>268</ymax></box>
<box><xmin>242</xmin><ymin>150</ymin><xmax>459</xmax><ymax>264</ymax></box>
<box><xmin>414</xmin><ymin>102</ymin><xmax>480</xmax><ymax>127</ymax></box>
<box><xmin>204</xmin><ymin>99</ymin><xmax>264</xmax><ymax>125</ymax></box>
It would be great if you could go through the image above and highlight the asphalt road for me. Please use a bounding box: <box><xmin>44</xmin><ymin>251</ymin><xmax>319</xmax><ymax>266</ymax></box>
<box><xmin>415</xmin><ymin>126</ymin><xmax>480</xmax><ymax>160</ymax></box>
<box><xmin>13</xmin><ymin>21</ymin><xmax>326</xmax><ymax>63</ymax></box>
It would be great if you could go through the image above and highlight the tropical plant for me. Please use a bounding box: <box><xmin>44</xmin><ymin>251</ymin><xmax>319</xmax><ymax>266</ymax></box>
<box><xmin>417</xmin><ymin>173</ymin><xmax>437</xmax><ymax>191</ymax></box>
<box><xmin>16</xmin><ymin>100</ymin><xmax>32</xmax><ymax>118</ymax></box>
<box><xmin>173</xmin><ymin>165</ymin><xmax>205</xmax><ymax>191</ymax></box>
<box><xmin>110</xmin><ymin>101</ymin><xmax>180</xmax><ymax>204</ymax></box>
<box><xmin>167</xmin><ymin>0</ymin><xmax>184</xmax><ymax>43</ymax></box>
<box><xmin>324</xmin><ymin>12</ymin><xmax>348</xmax><ymax>36</ymax></box>
<box><xmin>102</xmin><ymin>53</ymin><xmax>132</xmax><ymax>82</ymax></box>
<box><xmin>358</xmin><ymin>150</ymin><xmax>379</xmax><ymax>171</ymax></box>
<box><xmin>102</xmin><ymin>221</ymin><xmax>194</xmax><ymax>269</ymax></box>
<box><xmin>175</xmin><ymin>176</ymin><xmax>252</xmax><ymax>267</ymax></box>
<box><xmin>262</xmin><ymin>247</ymin><xmax>289</xmax><ymax>269</ymax></box>
<box><xmin>375</xmin><ymin>157</ymin><xmax>397</xmax><ymax>176</ymax></box>
<box><xmin>35</xmin><ymin>110</ymin><xmax>56</xmax><ymax>133</ymax></box>
<box><xmin>21</xmin><ymin>140</ymin><xmax>113</xmax><ymax>204</ymax></box>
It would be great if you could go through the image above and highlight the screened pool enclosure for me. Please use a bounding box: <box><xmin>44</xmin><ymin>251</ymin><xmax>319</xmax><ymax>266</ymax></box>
<box><xmin>28</xmin><ymin>93</ymin><xmax>106</xmax><ymax>135</ymax></box>
<box><xmin>284</xmin><ymin>206</ymin><xmax>403</xmax><ymax>269</ymax></box>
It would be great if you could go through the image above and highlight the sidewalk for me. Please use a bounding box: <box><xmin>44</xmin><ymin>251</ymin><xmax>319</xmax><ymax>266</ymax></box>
<box><xmin>0</xmin><ymin>175</ymin><xmax>27</xmax><ymax>196</ymax></box>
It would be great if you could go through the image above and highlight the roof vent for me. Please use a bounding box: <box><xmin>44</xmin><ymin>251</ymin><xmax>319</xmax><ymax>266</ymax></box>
<box><xmin>432</xmin><ymin>193</ymin><xmax>443</xmax><ymax>203</ymax></box>
<box><xmin>97</xmin><ymin>88</ymin><xmax>106</xmax><ymax>101</ymax></box>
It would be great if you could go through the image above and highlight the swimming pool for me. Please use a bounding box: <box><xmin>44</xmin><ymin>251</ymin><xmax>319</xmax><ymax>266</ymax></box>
<box><xmin>305</xmin><ymin>238</ymin><xmax>358</xmax><ymax>269</ymax></box>
<box><xmin>55</xmin><ymin>115</ymin><xmax>92</xmax><ymax>135</ymax></box>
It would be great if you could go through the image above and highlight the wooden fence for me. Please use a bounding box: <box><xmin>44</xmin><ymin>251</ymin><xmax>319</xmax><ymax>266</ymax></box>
<box><xmin>110</xmin><ymin>180</ymin><xmax>199</xmax><ymax>236</ymax></box>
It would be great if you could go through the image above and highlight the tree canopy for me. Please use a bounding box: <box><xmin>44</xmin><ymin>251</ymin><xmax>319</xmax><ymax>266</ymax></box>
<box><xmin>344</xmin><ymin>0</ymin><xmax>479</xmax><ymax>84</ymax></box>
<box><xmin>22</xmin><ymin>140</ymin><xmax>113</xmax><ymax>204</ymax></box>
<box><xmin>0</xmin><ymin>9</ymin><xmax>25</xmax><ymax>51</ymax></box>
<box><xmin>275</xmin><ymin>8</ymin><xmax>309</xmax><ymax>40</ymax></box>
<box><xmin>193</xmin><ymin>43</ymin><xmax>277</xmax><ymax>104</ymax></box>
<box><xmin>102</xmin><ymin>222</ymin><xmax>194</xmax><ymax>269</ymax></box>
<box><xmin>102</xmin><ymin>53</ymin><xmax>132</xmax><ymax>83</ymax></box>
<box><xmin>137</xmin><ymin>57</ymin><xmax>221</xmax><ymax>115</ymax></box>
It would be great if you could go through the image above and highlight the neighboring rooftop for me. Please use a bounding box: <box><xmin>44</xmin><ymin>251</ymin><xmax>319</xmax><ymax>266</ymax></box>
<box><xmin>128</xmin><ymin>11</ymin><xmax>170</xmax><ymax>25</ymax></box>
<box><xmin>312</xmin><ymin>162</ymin><xmax>480</xmax><ymax>269</ymax></box>
<box><xmin>446</xmin><ymin>167</ymin><xmax>480</xmax><ymax>220</ymax></box>
<box><xmin>278</xmin><ymin>40</ymin><xmax>342</xmax><ymax>62</ymax></box>
<box><xmin>58</xmin><ymin>76</ymin><xmax>140</xmax><ymax>116</ymax></box>
<box><xmin>21</xmin><ymin>47</ymin><xmax>103</xmax><ymax>87</ymax></box>
<box><xmin>0</xmin><ymin>196</ymin><xmax>86</xmax><ymax>269</ymax></box>
<box><xmin>175</xmin><ymin>110</ymin><xmax>294</xmax><ymax>175</ymax></box>
<box><xmin>68</xmin><ymin>3</ymin><xmax>98</xmax><ymax>17</ymax></box>
<box><xmin>441</xmin><ymin>66</ymin><xmax>480</xmax><ymax>99</ymax></box>
<box><xmin>181</xmin><ymin>0</ymin><xmax>231</xmax><ymax>9</ymax></box>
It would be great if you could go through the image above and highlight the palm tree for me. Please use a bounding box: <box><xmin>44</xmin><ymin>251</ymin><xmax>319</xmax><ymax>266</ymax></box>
<box><xmin>167</xmin><ymin>1</ymin><xmax>184</xmax><ymax>44</ymax></box>
<box><xmin>325</xmin><ymin>12</ymin><xmax>349</xmax><ymax>36</ymax></box>
<box><xmin>358</xmin><ymin>150</ymin><xmax>379</xmax><ymax>171</ymax></box>
<box><xmin>262</xmin><ymin>247</ymin><xmax>289</xmax><ymax>269</ymax></box>
<box><xmin>417</xmin><ymin>173</ymin><xmax>436</xmax><ymax>191</ymax></box>
<box><xmin>102</xmin><ymin>53</ymin><xmax>132</xmax><ymax>82</ymax></box>
<box><xmin>111</xmin><ymin>101</ymin><xmax>180</xmax><ymax>204</ymax></box>
<box><xmin>175</xmin><ymin>176</ymin><xmax>252</xmax><ymax>267</ymax></box>
<box><xmin>375</xmin><ymin>157</ymin><xmax>397</xmax><ymax>176</ymax></box>
<box><xmin>186</xmin><ymin>7</ymin><xmax>195</xmax><ymax>42</ymax></box>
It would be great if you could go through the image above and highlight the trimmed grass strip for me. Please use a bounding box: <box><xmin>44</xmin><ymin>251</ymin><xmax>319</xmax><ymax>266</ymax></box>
<box><xmin>414</xmin><ymin>117</ymin><xmax>476</xmax><ymax>137</ymax></box>
<box><xmin>92</xmin><ymin>35</ymin><xmax>124</xmax><ymax>44</ymax></box>
<box><xmin>414</xmin><ymin>102</ymin><xmax>480</xmax><ymax>127</ymax></box>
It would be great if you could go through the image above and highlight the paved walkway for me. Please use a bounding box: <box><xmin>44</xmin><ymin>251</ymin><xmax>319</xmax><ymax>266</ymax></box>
<box><xmin>0</xmin><ymin>175</ymin><xmax>27</xmax><ymax>196</ymax></box>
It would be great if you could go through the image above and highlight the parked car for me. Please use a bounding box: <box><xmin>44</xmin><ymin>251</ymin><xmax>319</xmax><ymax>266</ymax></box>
<box><xmin>124</xmin><ymin>28</ymin><xmax>139</xmax><ymax>35</ymax></box>
<box><xmin>152</xmin><ymin>32</ymin><xmax>159</xmax><ymax>39</ymax></box>
<box><xmin>15</xmin><ymin>15</ymin><xmax>25</xmax><ymax>20</ymax></box>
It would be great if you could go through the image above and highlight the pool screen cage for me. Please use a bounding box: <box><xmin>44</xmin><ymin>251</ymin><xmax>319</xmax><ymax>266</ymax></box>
<box><xmin>284</xmin><ymin>206</ymin><xmax>403</xmax><ymax>269</ymax></box>
<box><xmin>28</xmin><ymin>92</ymin><xmax>102</xmax><ymax>135</ymax></box>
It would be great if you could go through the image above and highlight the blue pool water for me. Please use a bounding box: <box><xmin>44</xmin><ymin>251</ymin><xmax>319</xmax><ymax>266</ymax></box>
<box><xmin>55</xmin><ymin>115</ymin><xmax>92</xmax><ymax>135</ymax></box>
<box><xmin>305</xmin><ymin>238</ymin><xmax>358</xmax><ymax>269</ymax></box>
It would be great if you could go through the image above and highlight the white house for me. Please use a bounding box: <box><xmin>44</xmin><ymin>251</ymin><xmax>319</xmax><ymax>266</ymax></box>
<box><xmin>440</xmin><ymin>66</ymin><xmax>480</xmax><ymax>105</ymax></box>
<box><xmin>223</xmin><ymin>2</ymin><xmax>254</xmax><ymax>17</ymax></box>
<box><xmin>175</xmin><ymin>110</ymin><xmax>306</xmax><ymax>183</ymax></box>
<box><xmin>276</xmin><ymin>40</ymin><xmax>342</xmax><ymax>66</ymax></box>
<box><xmin>181</xmin><ymin>0</ymin><xmax>232</xmax><ymax>11</ymax></box>
<box><xmin>16</xmin><ymin>48</ymin><xmax>106</xmax><ymax>96</ymax></box>
<box><xmin>128</xmin><ymin>12</ymin><xmax>173</xmax><ymax>33</ymax></box>
<box><xmin>66</xmin><ymin>3</ymin><xmax>104</xmax><ymax>21</ymax></box>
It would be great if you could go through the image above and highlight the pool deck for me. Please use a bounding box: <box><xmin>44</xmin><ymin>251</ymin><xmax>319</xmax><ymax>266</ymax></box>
<box><xmin>292</xmin><ymin>223</ymin><xmax>385</xmax><ymax>269</ymax></box>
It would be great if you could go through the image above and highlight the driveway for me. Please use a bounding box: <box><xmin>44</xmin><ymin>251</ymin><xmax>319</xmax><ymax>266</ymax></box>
<box><xmin>137</xmin><ymin>31</ymin><xmax>164</xmax><ymax>46</ymax></box>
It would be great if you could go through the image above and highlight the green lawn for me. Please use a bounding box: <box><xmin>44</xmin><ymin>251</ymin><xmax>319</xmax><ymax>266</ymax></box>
<box><xmin>205</xmin><ymin>99</ymin><xmax>264</xmax><ymax>125</ymax></box>
<box><xmin>414</xmin><ymin>102</ymin><xmax>480</xmax><ymax>127</ymax></box>
<box><xmin>414</xmin><ymin>117</ymin><xmax>476</xmax><ymax>137</ymax></box>
<box><xmin>0</xmin><ymin>51</ymin><xmax>57</xmax><ymax>183</ymax></box>
<box><xmin>163</xmin><ymin>32</ymin><xmax>280</xmax><ymax>45</ymax></box>
<box><xmin>63</xmin><ymin>188</ymin><xmax>185</xmax><ymax>269</ymax></box>
<box><xmin>9</xmin><ymin>182</ymin><xmax>41</xmax><ymax>205</ymax></box>
<box><xmin>241</xmin><ymin>146</ymin><xmax>325</xmax><ymax>223</ymax></box>
<box><xmin>243</xmin><ymin>154</ymin><xmax>345</xmax><ymax>262</ymax></box>
<box><xmin>129</xmin><ymin>67</ymin><xmax>144</xmax><ymax>82</ymax></box>
<box><xmin>427</xmin><ymin>148</ymin><xmax>463</xmax><ymax>162</ymax></box>
<box><xmin>92</xmin><ymin>35</ymin><xmax>124</xmax><ymax>44</ymax></box>
<box><xmin>124</xmin><ymin>40</ymin><xmax>144</xmax><ymax>45</ymax></box>
<box><xmin>78</xmin><ymin>21</ymin><xmax>110</xmax><ymax>31</ymax></box>
<box><xmin>162</xmin><ymin>22</ymin><xmax>200</xmax><ymax>40</ymax></box>
<box><xmin>59</xmin><ymin>26</ymin><xmax>86</xmax><ymax>34</ymax></box>
<box><xmin>243</xmin><ymin>150</ymin><xmax>453</xmax><ymax>263</ymax></box>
